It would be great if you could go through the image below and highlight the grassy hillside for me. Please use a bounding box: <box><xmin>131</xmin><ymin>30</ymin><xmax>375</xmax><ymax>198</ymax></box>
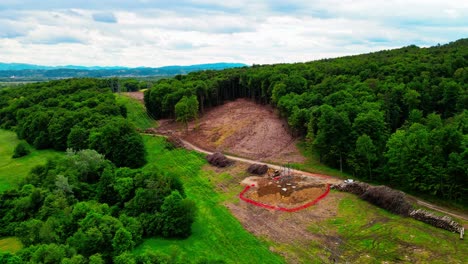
<box><xmin>314</xmin><ymin>194</ymin><xmax>466</xmax><ymax>263</ymax></box>
<box><xmin>115</xmin><ymin>94</ymin><xmax>157</xmax><ymax>130</ymax></box>
<box><xmin>136</xmin><ymin>136</ymin><xmax>466</xmax><ymax>263</ymax></box>
<box><xmin>136</xmin><ymin>136</ymin><xmax>284</xmax><ymax>263</ymax></box>
<box><xmin>0</xmin><ymin>129</ymin><xmax>61</xmax><ymax>193</ymax></box>
<box><xmin>121</xmin><ymin>84</ymin><xmax>466</xmax><ymax>263</ymax></box>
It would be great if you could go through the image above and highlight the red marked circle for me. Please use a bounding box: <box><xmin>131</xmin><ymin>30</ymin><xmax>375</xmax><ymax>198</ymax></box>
<box><xmin>239</xmin><ymin>184</ymin><xmax>330</xmax><ymax>212</ymax></box>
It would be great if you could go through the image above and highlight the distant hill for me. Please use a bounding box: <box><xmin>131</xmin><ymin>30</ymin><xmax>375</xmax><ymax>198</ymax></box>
<box><xmin>0</xmin><ymin>63</ymin><xmax>130</xmax><ymax>71</ymax></box>
<box><xmin>0</xmin><ymin>62</ymin><xmax>247</xmax><ymax>80</ymax></box>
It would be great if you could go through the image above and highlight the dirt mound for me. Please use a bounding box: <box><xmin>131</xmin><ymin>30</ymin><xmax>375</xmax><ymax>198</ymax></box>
<box><xmin>248</xmin><ymin>184</ymin><xmax>327</xmax><ymax>206</ymax></box>
<box><xmin>206</xmin><ymin>152</ymin><xmax>233</xmax><ymax>167</ymax></box>
<box><xmin>241</xmin><ymin>173</ymin><xmax>328</xmax><ymax>209</ymax></box>
<box><xmin>247</xmin><ymin>164</ymin><xmax>268</xmax><ymax>175</ymax></box>
<box><xmin>157</xmin><ymin>98</ymin><xmax>305</xmax><ymax>164</ymax></box>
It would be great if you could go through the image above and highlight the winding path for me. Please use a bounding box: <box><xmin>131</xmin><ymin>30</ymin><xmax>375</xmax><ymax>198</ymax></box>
<box><xmin>177</xmin><ymin>136</ymin><xmax>341</xmax><ymax>183</ymax></box>
<box><xmin>176</xmin><ymin>136</ymin><xmax>468</xmax><ymax>221</ymax></box>
<box><xmin>131</xmin><ymin>88</ymin><xmax>467</xmax><ymax>221</ymax></box>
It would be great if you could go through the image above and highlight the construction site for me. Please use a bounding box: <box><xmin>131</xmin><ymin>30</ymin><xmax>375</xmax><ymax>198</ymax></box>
<box><xmin>240</xmin><ymin>167</ymin><xmax>330</xmax><ymax>211</ymax></box>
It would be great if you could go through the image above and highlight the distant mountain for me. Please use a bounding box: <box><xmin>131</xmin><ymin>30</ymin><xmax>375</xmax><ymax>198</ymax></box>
<box><xmin>0</xmin><ymin>62</ymin><xmax>247</xmax><ymax>80</ymax></box>
<box><xmin>0</xmin><ymin>63</ymin><xmax>130</xmax><ymax>71</ymax></box>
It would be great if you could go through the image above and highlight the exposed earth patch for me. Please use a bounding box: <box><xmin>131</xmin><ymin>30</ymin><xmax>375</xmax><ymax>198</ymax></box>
<box><xmin>157</xmin><ymin>98</ymin><xmax>306</xmax><ymax>164</ymax></box>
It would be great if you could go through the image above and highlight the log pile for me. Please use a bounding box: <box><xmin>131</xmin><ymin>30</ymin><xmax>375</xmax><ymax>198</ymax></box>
<box><xmin>334</xmin><ymin>180</ymin><xmax>464</xmax><ymax>236</ymax></box>
<box><xmin>409</xmin><ymin>209</ymin><xmax>463</xmax><ymax>233</ymax></box>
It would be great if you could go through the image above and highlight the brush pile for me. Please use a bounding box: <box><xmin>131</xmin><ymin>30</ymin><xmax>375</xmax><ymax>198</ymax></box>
<box><xmin>334</xmin><ymin>180</ymin><xmax>464</xmax><ymax>235</ymax></box>
<box><xmin>333</xmin><ymin>181</ymin><xmax>369</xmax><ymax>196</ymax></box>
<box><xmin>206</xmin><ymin>152</ymin><xmax>233</xmax><ymax>167</ymax></box>
<box><xmin>247</xmin><ymin>164</ymin><xmax>268</xmax><ymax>175</ymax></box>
<box><xmin>334</xmin><ymin>181</ymin><xmax>412</xmax><ymax>215</ymax></box>
<box><xmin>360</xmin><ymin>185</ymin><xmax>413</xmax><ymax>216</ymax></box>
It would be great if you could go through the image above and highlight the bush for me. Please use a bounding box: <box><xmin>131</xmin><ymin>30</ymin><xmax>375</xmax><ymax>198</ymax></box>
<box><xmin>12</xmin><ymin>141</ymin><xmax>30</xmax><ymax>158</ymax></box>
<box><xmin>160</xmin><ymin>191</ymin><xmax>196</xmax><ymax>238</ymax></box>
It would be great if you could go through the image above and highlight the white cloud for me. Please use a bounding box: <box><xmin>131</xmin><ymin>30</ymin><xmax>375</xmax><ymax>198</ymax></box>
<box><xmin>0</xmin><ymin>1</ymin><xmax>466</xmax><ymax>67</ymax></box>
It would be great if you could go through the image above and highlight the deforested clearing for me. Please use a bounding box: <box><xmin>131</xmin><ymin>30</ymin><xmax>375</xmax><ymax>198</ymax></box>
<box><xmin>158</xmin><ymin>98</ymin><xmax>306</xmax><ymax>164</ymax></box>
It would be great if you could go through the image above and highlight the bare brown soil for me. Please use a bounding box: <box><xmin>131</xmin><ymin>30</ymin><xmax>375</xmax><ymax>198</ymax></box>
<box><xmin>226</xmin><ymin>192</ymin><xmax>344</xmax><ymax>263</ymax></box>
<box><xmin>241</xmin><ymin>173</ymin><xmax>328</xmax><ymax>207</ymax></box>
<box><xmin>128</xmin><ymin>92</ymin><xmax>466</xmax><ymax>262</ymax></box>
<box><xmin>202</xmin><ymin>162</ymin><xmax>342</xmax><ymax>263</ymax></box>
<box><xmin>158</xmin><ymin>98</ymin><xmax>306</xmax><ymax>164</ymax></box>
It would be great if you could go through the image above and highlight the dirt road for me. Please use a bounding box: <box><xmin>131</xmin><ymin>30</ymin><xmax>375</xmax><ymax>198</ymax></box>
<box><xmin>129</xmin><ymin>92</ymin><xmax>468</xmax><ymax>222</ymax></box>
<box><xmin>177</xmin><ymin>136</ymin><xmax>468</xmax><ymax>222</ymax></box>
<box><xmin>179</xmin><ymin>136</ymin><xmax>342</xmax><ymax>185</ymax></box>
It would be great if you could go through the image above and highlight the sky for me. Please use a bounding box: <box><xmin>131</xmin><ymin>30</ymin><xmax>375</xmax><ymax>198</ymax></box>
<box><xmin>0</xmin><ymin>0</ymin><xmax>467</xmax><ymax>67</ymax></box>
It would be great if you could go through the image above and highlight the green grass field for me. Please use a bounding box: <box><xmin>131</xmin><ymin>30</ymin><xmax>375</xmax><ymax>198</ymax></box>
<box><xmin>115</xmin><ymin>94</ymin><xmax>157</xmax><ymax>130</ymax></box>
<box><xmin>139</xmin><ymin>136</ymin><xmax>467</xmax><ymax>263</ymax></box>
<box><xmin>0</xmin><ymin>129</ymin><xmax>62</xmax><ymax>193</ymax></box>
<box><xmin>310</xmin><ymin>193</ymin><xmax>467</xmax><ymax>263</ymax></box>
<box><xmin>135</xmin><ymin>136</ymin><xmax>284</xmax><ymax>263</ymax></box>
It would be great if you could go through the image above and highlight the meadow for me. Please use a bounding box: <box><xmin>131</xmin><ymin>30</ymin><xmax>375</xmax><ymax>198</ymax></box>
<box><xmin>115</xmin><ymin>94</ymin><xmax>157</xmax><ymax>130</ymax></box>
<box><xmin>0</xmin><ymin>129</ymin><xmax>61</xmax><ymax>193</ymax></box>
<box><xmin>135</xmin><ymin>136</ymin><xmax>285</xmax><ymax>263</ymax></box>
<box><xmin>312</xmin><ymin>194</ymin><xmax>467</xmax><ymax>263</ymax></box>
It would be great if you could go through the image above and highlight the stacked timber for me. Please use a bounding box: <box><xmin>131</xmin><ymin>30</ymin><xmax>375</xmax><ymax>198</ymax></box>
<box><xmin>409</xmin><ymin>209</ymin><xmax>463</xmax><ymax>234</ymax></box>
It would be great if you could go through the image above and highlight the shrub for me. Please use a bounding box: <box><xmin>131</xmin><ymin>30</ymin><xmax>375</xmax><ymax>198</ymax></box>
<box><xmin>12</xmin><ymin>141</ymin><xmax>30</xmax><ymax>158</ymax></box>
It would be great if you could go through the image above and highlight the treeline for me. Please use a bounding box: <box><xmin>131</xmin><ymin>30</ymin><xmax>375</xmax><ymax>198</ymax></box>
<box><xmin>145</xmin><ymin>39</ymin><xmax>467</xmax><ymax>204</ymax></box>
<box><xmin>0</xmin><ymin>78</ymin><xmax>145</xmax><ymax>168</ymax></box>
<box><xmin>0</xmin><ymin>149</ymin><xmax>196</xmax><ymax>263</ymax></box>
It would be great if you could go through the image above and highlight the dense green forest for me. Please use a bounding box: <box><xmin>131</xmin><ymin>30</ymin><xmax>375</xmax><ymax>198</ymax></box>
<box><xmin>145</xmin><ymin>39</ymin><xmax>468</xmax><ymax>205</ymax></box>
<box><xmin>0</xmin><ymin>78</ymin><xmax>145</xmax><ymax>167</ymax></box>
<box><xmin>0</xmin><ymin>39</ymin><xmax>466</xmax><ymax>262</ymax></box>
<box><xmin>0</xmin><ymin>79</ymin><xmax>198</xmax><ymax>263</ymax></box>
<box><xmin>0</xmin><ymin>149</ymin><xmax>196</xmax><ymax>263</ymax></box>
